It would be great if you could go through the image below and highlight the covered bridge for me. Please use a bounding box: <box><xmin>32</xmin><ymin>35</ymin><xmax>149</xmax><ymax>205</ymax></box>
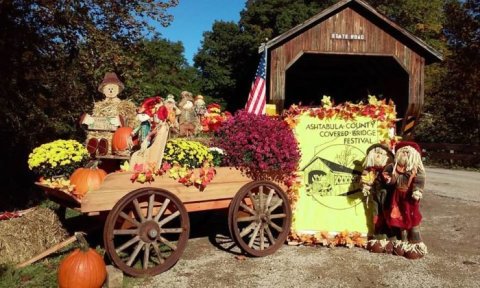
<box><xmin>265</xmin><ymin>0</ymin><xmax>442</xmax><ymax>136</ymax></box>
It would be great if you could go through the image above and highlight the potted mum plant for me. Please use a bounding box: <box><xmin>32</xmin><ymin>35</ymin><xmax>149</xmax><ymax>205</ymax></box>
<box><xmin>28</xmin><ymin>139</ymin><xmax>90</xmax><ymax>180</ymax></box>
<box><xmin>212</xmin><ymin>110</ymin><xmax>300</xmax><ymax>183</ymax></box>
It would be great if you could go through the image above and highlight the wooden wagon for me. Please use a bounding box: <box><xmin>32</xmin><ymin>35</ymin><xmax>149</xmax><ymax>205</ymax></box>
<box><xmin>36</xmin><ymin>167</ymin><xmax>292</xmax><ymax>277</ymax></box>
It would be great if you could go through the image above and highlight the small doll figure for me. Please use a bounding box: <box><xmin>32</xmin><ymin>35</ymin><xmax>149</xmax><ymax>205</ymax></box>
<box><xmin>383</xmin><ymin>141</ymin><xmax>427</xmax><ymax>259</ymax></box>
<box><xmin>194</xmin><ymin>95</ymin><xmax>207</xmax><ymax>119</ymax></box>
<box><xmin>361</xmin><ymin>144</ymin><xmax>394</xmax><ymax>252</ymax></box>
<box><xmin>178</xmin><ymin>91</ymin><xmax>200</xmax><ymax>136</ymax></box>
<box><xmin>162</xmin><ymin>94</ymin><xmax>181</xmax><ymax>133</ymax></box>
<box><xmin>132</xmin><ymin>97</ymin><xmax>161</xmax><ymax>147</ymax></box>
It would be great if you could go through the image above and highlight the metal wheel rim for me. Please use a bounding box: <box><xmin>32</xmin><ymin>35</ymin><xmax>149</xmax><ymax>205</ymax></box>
<box><xmin>104</xmin><ymin>188</ymin><xmax>190</xmax><ymax>277</ymax></box>
<box><xmin>229</xmin><ymin>181</ymin><xmax>292</xmax><ymax>257</ymax></box>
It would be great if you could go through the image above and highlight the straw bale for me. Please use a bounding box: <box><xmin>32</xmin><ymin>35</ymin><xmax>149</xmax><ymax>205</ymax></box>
<box><xmin>87</xmin><ymin>99</ymin><xmax>139</xmax><ymax>154</ymax></box>
<box><xmin>0</xmin><ymin>207</ymin><xmax>68</xmax><ymax>265</ymax></box>
<box><xmin>92</xmin><ymin>99</ymin><xmax>138</xmax><ymax>128</ymax></box>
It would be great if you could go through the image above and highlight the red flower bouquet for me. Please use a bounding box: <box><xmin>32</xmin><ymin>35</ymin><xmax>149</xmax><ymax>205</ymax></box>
<box><xmin>212</xmin><ymin>110</ymin><xmax>300</xmax><ymax>182</ymax></box>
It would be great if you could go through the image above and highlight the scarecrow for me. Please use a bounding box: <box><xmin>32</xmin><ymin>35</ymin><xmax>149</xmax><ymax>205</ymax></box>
<box><xmin>194</xmin><ymin>95</ymin><xmax>207</xmax><ymax>120</ymax></box>
<box><xmin>383</xmin><ymin>141</ymin><xmax>427</xmax><ymax>259</ymax></box>
<box><xmin>162</xmin><ymin>94</ymin><xmax>181</xmax><ymax>133</ymax></box>
<box><xmin>131</xmin><ymin>97</ymin><xmax>162</xmax><ymax>147</ymax></box>
<box><xmin>81</xmin><ymin>72</ymin><xmax>137</xmax><ymax>155</ymax></box>
<box><xmin>178</xmin><ymin>91</ymin><xmax>200</xmax><ymax>136</ymax></box>
<box><xmin>361</xmin><ymin>143</ymin><xmax>395</xmax><ymax>250</ymax></box>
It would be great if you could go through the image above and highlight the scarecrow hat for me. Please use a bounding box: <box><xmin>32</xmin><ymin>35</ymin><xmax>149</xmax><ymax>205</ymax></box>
<box><xmin>395</xmin><ymin>141</ymin><xmax>421</xmax><ymax>154</ymax></box>
<box><xmin>140</xmin><ymin>97</ymin><xmax>162</xmax><ymax>116</ymax></box>
<box><xmin>98</xmin><ymin>72</ymin><xmax>125</xmax><ymax>93</ymax></box>
<box><xmin>165</xmin><ymin>94</ymin><xmax>176</xmax><ymax>104</ymax></box>
<box><xmin>366</xmin><ymin>143</ymin><xmax>394</xmax><ymax>159</ymax></box>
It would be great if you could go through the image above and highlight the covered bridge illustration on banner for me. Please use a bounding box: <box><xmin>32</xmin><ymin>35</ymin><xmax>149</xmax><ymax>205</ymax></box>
<box><xmin>264</xmin><ymin>0</ymin><xmax>442</xmax><ymax>138</ymax></box>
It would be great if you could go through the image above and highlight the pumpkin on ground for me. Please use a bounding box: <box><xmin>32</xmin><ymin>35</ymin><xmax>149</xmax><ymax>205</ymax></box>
<box><xmin>70</xmin><ymin>162</ymin><xmax>107</xmax><ymax>198</ymax></box>
<box><xmin>58</xmin><ymin>233</ymin><xmax>106</xmax><ymax>288</ymax></box>
<box><xmin>112</xmin><ymin>127</ymin><xmax>133</xmax><ymax>154</ymax></box>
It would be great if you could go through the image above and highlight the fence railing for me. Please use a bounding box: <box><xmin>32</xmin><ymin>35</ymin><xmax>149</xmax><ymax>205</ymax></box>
<box><xmin>418</xmin><ymin>143</ymin><xmax>480</xmax><ymax>167</ymax></box>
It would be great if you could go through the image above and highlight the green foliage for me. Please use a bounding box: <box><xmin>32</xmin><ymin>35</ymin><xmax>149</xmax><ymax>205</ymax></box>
<box><xmin>416</xmin><ymin>0</ymin><xmax>480</xmax><ymax>145</ymax></box>
<box><xmin>194</xmin><ymin>1</ymin><xmax>333</xmax><ymax>111</ymax></box>
<box><xmin>0</xmin><ymin>261</ymin><xmax>59</xmax><ymax>288</ymax></box>
<box><xmin>0</xmin><ymin>0</ymin><xmax>178</xmax><ymax>208</ymax></box>
<box><xmin>368</xmin><ymin>0</ymin><xmax>447</xmax><ymax>51</ymax></box>
<box><xmin>138</xmin><ymin>37</ymin><xmax>202</xmax><ymax>99</ymax></box>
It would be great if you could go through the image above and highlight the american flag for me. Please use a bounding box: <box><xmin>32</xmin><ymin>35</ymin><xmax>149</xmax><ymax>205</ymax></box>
<box><xmin>246</xmin><ymin>50</ymin><xmax>267</xmax><ymax>115</ymax></box>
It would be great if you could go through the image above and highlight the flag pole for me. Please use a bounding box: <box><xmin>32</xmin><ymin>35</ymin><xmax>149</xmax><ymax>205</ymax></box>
<box><xmin>259</xmin><ymin>39</ymin><xmax>268</xmax><ymax>112</ymax></box>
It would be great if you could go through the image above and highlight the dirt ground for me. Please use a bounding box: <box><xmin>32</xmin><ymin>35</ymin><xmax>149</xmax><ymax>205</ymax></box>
<box><xmin>134</xmin><ymin>167</ymin><xmax>480</xmax><ymax>288</ymax></box>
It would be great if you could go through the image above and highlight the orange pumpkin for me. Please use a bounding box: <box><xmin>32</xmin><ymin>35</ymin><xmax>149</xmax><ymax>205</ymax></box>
<box><xmin>70</xmin><ymin>165</ymin><xmax>107</xmax><ymax>198</ymax></box>
<box><xmin>112</xmin><ymin>127</ymin><xmax>133</xmax><ymax>153</ymax></box>
<box><xmin>58</xmin><ymin>234</ymin><xmax>106</xmax><ymax>288</ymax></box>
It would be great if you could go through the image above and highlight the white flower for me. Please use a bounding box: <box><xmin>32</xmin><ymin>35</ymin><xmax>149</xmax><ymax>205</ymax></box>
<box><xmin>209</xmin><ymin>147</ymin><xmax>224</xmax><ymax>154</ymax></box>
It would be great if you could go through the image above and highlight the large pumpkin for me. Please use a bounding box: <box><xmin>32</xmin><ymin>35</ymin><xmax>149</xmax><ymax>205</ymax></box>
<box><xmin>58</xmin><ymin>233</ymin><xmax>106</xmax><ymax>288</ymax></box>
<box><xmin>70</xmin><ymin>165</ymin><xmax>107</xmax><ymax>198</ymax></box>
<box><xmin>112</xmin><ymin>127</ymin><xmax>133</xmax><ymax>153</ymax></box>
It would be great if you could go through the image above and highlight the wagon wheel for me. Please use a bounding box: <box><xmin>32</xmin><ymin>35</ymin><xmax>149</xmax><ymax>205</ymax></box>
<box><xmin>104</xmin><ymin>188</ymin><xmax>190</xmax><ymax>277</ymax></box>
<box><xmin>228</xmin><ymin>181</ymin><xmax>292</xmax><ymax>257</ymax></box>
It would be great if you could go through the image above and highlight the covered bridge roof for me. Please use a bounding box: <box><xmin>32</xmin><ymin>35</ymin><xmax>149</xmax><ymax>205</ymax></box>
<box><xmin>265</xmin><ymin>0</ymin><xmax>442</xmax><ymax>64</ymax></box>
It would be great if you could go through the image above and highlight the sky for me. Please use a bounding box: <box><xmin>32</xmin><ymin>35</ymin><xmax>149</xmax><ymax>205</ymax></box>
<box><xmin>155</xmin><ymin>0</ymin><xmax>246</xmax><ymax>65</ymax></box>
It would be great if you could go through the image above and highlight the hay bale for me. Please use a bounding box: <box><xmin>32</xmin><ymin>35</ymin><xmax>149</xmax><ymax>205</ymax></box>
<box><xmin>87</xmin><ymin>99</ymin><xmax>139</xmax><ymax>154</ymax></box>
<box><xmin>0</xmin><ymin>207</ymin><xmax>68</xmax><ymax>265</ymax></box>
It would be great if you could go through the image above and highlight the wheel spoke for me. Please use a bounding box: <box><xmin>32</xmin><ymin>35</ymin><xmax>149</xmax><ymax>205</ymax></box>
<box><xmin>269</xmin><ymin>213</ymin><xmax>287</xmax><ymax>219</ymax></box>
<box><xmin>267</xmin><ymin>199</ymin><xmax>283</xmax><ymax>213</ymax></box>
<box><xmin>133</xmin><ymin>199</ymin><xmax>145</xmax><ymax>223</ymax></box>
<box><xmin>119</xmin><ymin>212</ymin><xmax>140</xmax><ymax>227</ymax></box>
<box><xmin>268</xmin><ymin>220</ymin><xmax>283</xmax><ymax>233</ymax></box>
<box><xmin>248</xmin><ymin>223</ymin><xmax>261</xmax><ymax>248</ymax></box>
<box><xmin>265</xmin><ymin>189</ymin><xmax>275</xmax><ymax>209</ymax></box>
<box><xmin>126</xmin><ymin>241</ymin><xmax>144</xmax><ymax>266</ymax></box>
<box><xmin>239</xmin><ymin>202</ymin><xmax>256</xmax><ymax>216</ymax></box>
<box><xmin>154</xmin><ymin>198</ymin><xmax>171</xmax><ymax>222</ymax></box>
<box><xmin>157</xmin><ymin>210</ymin><xmax>180</xmax><ymax>227</ymax></box>
<box><xmin>114</xmin><ymin>229</ymin><xmax>139</xmax><ymax>235</ymax></box>
<box><xmin>159</xmin><ymin>236</ymin><xmax>177</xmax><ymax>251</ymax></box>
<box><xmin>247</xmin><ymin>191</ymin><xmax>257</xmax><ymax>211</ymax></box>
<box><xmin>116</xmin><ymin>236</ymin><xmax>140</xmax><ymax>253</ymax></box>
<box><xmin>151</xmin><ymin>242</ymin><xmax>165</xmax><ymax>264</ymax></box>
<box><xmin>239</xmin><ymin>221</ymin><xmax>257</xmax><ymax>238</ymax></box>
<box><xmin>265</xmin><ymin>225</ymin><xmax>275</xmax><ymax>245</ymax></box>
<box><xmin>143</xmin><ymin>243</ymin><xmax>150</xmax><ymax>270</ymax></box>
<box><xmin>259</xmin><ymin>186</ymin><xmax>264</xmax><ymax>212</ymax></box>
<box><xmin>147</xmin><ymin>194</ymin><xmax>155</xmax><ymax>220</ymax></box>
<box><xmin>237</xmin><ymin>215</ymin><xmax>257</xmax><ymax>222</ymax></box>
<box><xmin>259</xmin><ymin>223</ymin><xmax>265</xmax><ymax>250</ymax></box>
<box><xmin>160</xmin><ymin>228</ymin><xmax>184</xmax><ymax>233</ymax></box>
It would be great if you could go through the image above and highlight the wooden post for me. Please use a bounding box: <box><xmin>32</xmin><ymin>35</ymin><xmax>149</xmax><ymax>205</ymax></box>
<box><xmin>15</xmin><ymin>232</ymin><xmax>84</xmax><ymax>268</ymax></box>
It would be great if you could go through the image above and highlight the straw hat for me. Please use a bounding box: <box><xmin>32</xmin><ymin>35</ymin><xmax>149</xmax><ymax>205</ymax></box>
<box><xmin>98</xmin><ymin>72</ymin><xmax>125</xmax><ymax>93</ymax></box>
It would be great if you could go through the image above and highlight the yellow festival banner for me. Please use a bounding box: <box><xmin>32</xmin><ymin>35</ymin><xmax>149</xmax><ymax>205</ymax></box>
<box><xmin>292</xmin><ymin>114</ymin><xmax>384</xmax><ymax>234</ymax></box>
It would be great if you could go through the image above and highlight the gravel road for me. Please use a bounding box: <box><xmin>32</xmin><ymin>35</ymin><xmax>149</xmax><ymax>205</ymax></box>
<box><xmin>135</xmin><ymin>167</ymin><xmax>480</xmax><ymax>288</ymax></box>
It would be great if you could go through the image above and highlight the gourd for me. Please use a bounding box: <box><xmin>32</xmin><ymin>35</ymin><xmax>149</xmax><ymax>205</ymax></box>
<box><xmin>112</xmin><ymin>127</ymin><xmax>133</xmax><ymax>153</ymax></box>
<box><xmin>70</xmin><ymin>162</ymin><xmax>107</xmax><ymax>198</ymax></box>
<box><xmin>57</xmin><ymin>233</ymin><xmax>107</xmax><ymax>288</ymax></box>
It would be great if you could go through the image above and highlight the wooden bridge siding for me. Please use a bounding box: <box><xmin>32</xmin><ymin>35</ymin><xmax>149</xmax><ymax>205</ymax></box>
<box><xmin>269</xmin><ymin>7</ymin><xmax>424</xmax><ymax>120</ymax></box>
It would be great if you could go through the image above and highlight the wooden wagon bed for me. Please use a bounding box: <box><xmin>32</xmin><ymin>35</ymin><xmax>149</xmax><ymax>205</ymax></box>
<box><xmin>37</xmin><ymin>167</ymin><xmax>251</xmax><ymax>214</ymax></box>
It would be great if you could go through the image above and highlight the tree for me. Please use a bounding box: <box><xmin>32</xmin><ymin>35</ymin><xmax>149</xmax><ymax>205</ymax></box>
<box><xmin>138</xmin><ymin>37</ymin><xmax>201</xmax><ymax>99</ymax></box>
<box><xmin>417</xmin><ymin>0</ymin><xmax>480</xmax><ymax>144</ymax></box>
<box><xmin>0</xmin><ymin>0</ymin><xmax>178</xmax><ymax>209</ymax></box>
<box><xmin>195</xmin><ymin>1</ymin><xmax>335</xmax><ymax>111</ymax></box>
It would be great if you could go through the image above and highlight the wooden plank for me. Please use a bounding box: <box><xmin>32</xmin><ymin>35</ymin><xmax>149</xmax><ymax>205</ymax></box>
<box><xmin>35</xmin><ymin>183</ymin><xmax>81</xmax><ymax>209</ymax></box>
<box><xmin>81</xmin><ymin>167</ymin><xmax>252</xmax><ymax>213</ymax></box>
<box><xmin>424</xmin><ymin>152</ymin><xmax>480</xmax><ymax>162</ymax></box>
<box><xmin>420</xmin><ymin>143</ymin><xmax>480</xmax><ymax>153</ymax></box>
<box><xmin>184</xmin><ymin>199</ymin><xmax>233</xmax><ymax>213</ymax></box>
